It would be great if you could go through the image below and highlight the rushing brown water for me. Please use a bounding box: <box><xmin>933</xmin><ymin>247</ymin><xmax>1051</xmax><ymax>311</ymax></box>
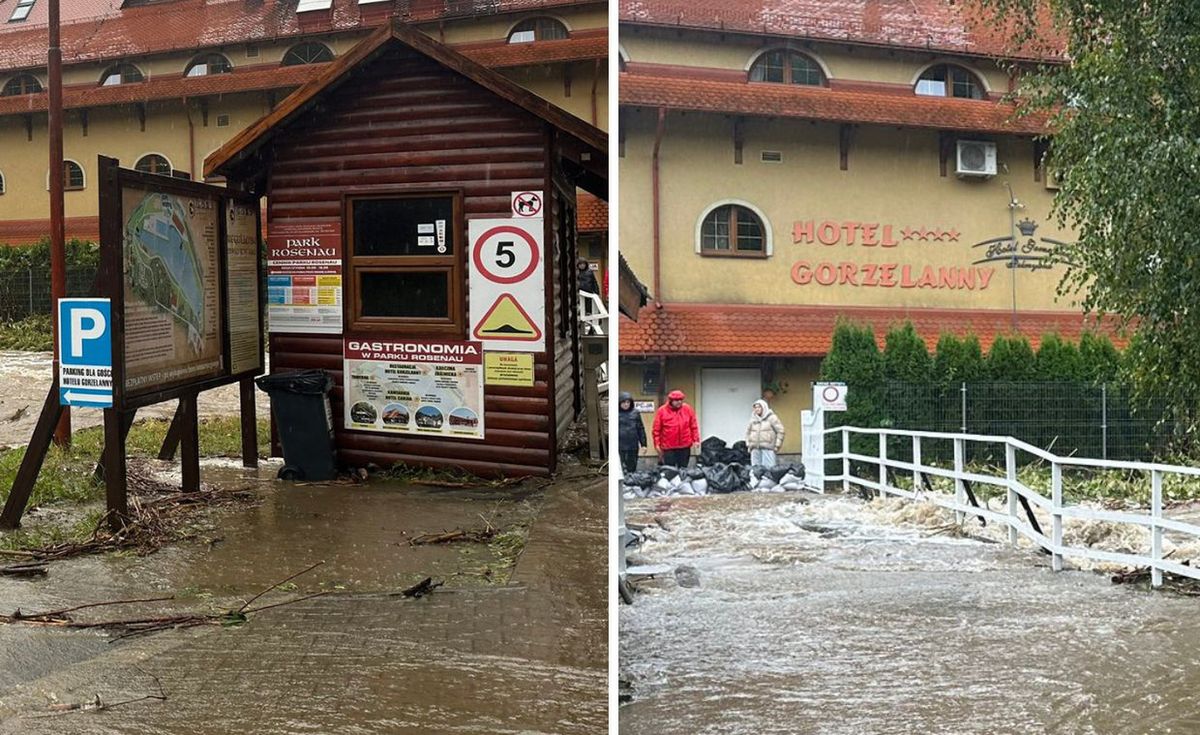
<box><xmin>0</xmin><ymin>461</ymin><xmax>606</xmax><ymax>734</ymax></box>
<box><xmin>620</xmin><ymin>493</ymin><xmax>1200</xmax><ymax>735</ymax></box>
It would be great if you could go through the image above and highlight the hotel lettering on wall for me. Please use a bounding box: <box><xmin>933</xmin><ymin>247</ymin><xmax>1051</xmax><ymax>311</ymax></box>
<box><xmin>788</xmin><ymin>217</ymin><xmax>1067</xmax><ymax>291</ymax></box>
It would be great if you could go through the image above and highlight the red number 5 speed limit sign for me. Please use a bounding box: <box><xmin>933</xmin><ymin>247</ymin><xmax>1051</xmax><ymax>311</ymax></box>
<box><xmin>468</xmin><ymin>219</ymin><xmax>545</xmax><ymax>352</ymax></box>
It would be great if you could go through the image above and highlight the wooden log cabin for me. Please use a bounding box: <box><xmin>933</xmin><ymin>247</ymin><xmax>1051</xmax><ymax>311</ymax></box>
<box><xmin>206</xmin><ymin>20</ymin><xmax>607</xmax><ymax>477</ymax></box>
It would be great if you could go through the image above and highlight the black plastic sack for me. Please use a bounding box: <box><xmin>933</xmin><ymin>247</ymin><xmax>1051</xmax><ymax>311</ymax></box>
<box><xmin>731</xmin><ymin>462</ymin><xmax>751</xmax><ymax>487</ymax></box>
<box><xmin>255</xmin><ymin>369</ymin><xmax>333</xmax><ymax>395</ymax></box>
<box><xmin>686</xmin><ymin>468</ymin><xmax>706</xmax><ymax>480</ymax></box>
<box><xmin>658</xmin><ymin>465</ymin><xmax>680</xmax><ymax>481</ymax></box>
<box><xmin>703</xmin><ymin>463</ymin><xmax>741</xmax><ymax>494</ymax></box>
<box><xmin>699</xmin><ymin>436</ymin><xmax>728</xmax><ymax>466</ymax></box>
<box><xmin>624</xmin><ymin>471</ymin><xmax>656</xmax><ymax>489</ymax></box>
<box><xmin>728</xmin><ymin>441</ymin><xmax>751</xmax><ymax>466</ymax></box>
<box><xmin>767</xmin><ymin>465</ymin><xmax>791</xmax><ymax>482</ymax></box>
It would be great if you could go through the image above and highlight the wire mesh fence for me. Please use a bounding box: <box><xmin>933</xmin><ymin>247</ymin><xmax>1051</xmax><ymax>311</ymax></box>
<box><xmin>876</xmin><ymin>381</ymin><xmax>1173</xmax><ymax>464</ymax></box>
<box><xmin>0</xmin><ymin>266</ymin><xmax>99</xmax><ymax>321</ymax></box>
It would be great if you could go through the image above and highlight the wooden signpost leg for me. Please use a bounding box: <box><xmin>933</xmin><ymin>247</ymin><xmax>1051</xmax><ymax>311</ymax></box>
<box><xmin>180</xmin><ymin>393</ymin><xmax>200</xmax><ymax>493</ymax></box>
<box><xmin>0</xmin><ymin>385</ymin><xmax>64</xmax><ymax>529</ymax></box>
<box><xmin>157</xmin><ymin>401</ymin><xmax>186</xmax><ymax>461</ymax></box>
<box><xmin>93</xmin><ymin>409</ymin><xmax>137</xmax><ymax>484</ymax></box>
<box><xmin>103</xmin><ymin>406</ymin><xmax>128</xmax><ymax>531</ymax></box>
<box><xmin>239</xmin><ymin>377</ymin><xmax>258</xmax><ymax>469</ymax></box>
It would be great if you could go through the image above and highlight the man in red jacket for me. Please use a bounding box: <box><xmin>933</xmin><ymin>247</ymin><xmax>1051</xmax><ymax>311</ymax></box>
<box><xmin>652</xmin><ymin>389</ymin><xmax>700</xmax><ymax>468</ymax></box>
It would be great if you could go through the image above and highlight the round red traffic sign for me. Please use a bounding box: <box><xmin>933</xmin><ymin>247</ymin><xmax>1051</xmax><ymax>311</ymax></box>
<box><xmin>472</xmin><ymin>225</ymin><xmax>540</xmax><ymax>284</ymax></box>
<box><xmin>822</xmin><ymin>385</ymin><xmax>842</xmax><ymax>403</ymax></box>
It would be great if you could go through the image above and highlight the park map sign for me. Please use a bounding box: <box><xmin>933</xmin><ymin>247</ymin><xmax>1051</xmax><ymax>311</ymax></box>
<box><xmin>100</xmin><ymin>156</ymin><xmax>265</xmax><ymax>408</ymax></box>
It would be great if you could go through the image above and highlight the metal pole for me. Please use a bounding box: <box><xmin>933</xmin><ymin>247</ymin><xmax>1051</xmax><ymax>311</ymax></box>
<box><xmin>27</xmin><ymin>267</ymin><xmax>33</xmax><ymax>315</ymax></box>
<box><xmin>1101</xmin><ymin>383</ymin><xmax>1108</xmax><ymax>460</ymax></box>
<box><xmin>960</xmin><ymin>381</ymin><xmax>967</xmax><ymax>434</ymax></box>
<box><xmin>48</xmin><ymin>0</ymin><xmax>71</xmax><ymax>446</ymax></box>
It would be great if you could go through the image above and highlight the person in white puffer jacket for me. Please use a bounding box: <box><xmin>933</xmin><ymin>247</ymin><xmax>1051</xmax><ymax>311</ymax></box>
<box><xmin>745</xmin><ymin>398</ymin><xmax>785</xmax><ymax>468</ymax></box>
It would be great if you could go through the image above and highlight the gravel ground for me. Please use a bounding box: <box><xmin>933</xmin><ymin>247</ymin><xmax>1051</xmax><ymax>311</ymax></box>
<box><xmin>0</xmin><ymin>351</ymin><xmax>271</xmax><ymax>447</ymax></box>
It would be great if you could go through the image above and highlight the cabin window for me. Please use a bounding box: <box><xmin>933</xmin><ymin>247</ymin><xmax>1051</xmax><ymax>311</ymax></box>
<box><xmin>345</xmin><ymin>192</ymin><xmax>463</xmax><ymax>335</ymax></box>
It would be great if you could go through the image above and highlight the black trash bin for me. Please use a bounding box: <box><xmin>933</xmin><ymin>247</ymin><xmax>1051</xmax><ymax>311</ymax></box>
<box><xmin>255</xmin><ymin>369</ymin><xmax>337</xmax><ymax>481</ymax></box>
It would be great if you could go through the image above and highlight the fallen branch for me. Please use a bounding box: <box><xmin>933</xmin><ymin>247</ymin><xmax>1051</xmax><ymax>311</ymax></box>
<box><xmin>409</xmin><ymin>527</ymin><xmax>497</xmax><ymax>545</ymax></box>
<box><xmin>237</xmin><ymin>560</ymin><xmax>325</xmax><ymax>613</ymax></box>
<box><xmin>0</xmin><ymin>562</ymin><xmax>47</xmax><ymax>577</ymax></box>
<box><xmin>396</xmin><ymin>577</ymin><xmax>444</xmax><ymax>599</ymax></box>
<box><xmin>30</xmin><ymin>668</ymin><xmax>167</xmax><ymax>718</ymax></box>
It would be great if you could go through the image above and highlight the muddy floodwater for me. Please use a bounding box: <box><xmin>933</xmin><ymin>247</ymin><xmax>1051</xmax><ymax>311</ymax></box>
<box><xmin>0</xmin><ymin>461</ymin><xmax>606</xmax><ymax>733</ymax></box>
<box><xmin>621</xmin><ymin>492</ymin><xmax>1200</xmax><ymax>735</ymax></box>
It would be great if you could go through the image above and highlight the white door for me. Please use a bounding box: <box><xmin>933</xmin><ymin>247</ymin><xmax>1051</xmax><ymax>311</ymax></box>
<box><xmin>699</xmin><ymin>368</ymin><xmax>761</xmax><ymax>445</ymax></box>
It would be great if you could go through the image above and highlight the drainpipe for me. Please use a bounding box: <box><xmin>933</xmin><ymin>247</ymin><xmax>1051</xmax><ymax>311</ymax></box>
<box><xmin>590</xmin><ymin>58</ymin><xmax>599</xmax><ymax>127</ymax></box>
<box><xmin>184</xmin><ymin>97</ymin><xmax>196</xmax><ymax>180</ymax></box>
<box><xmin>651</xmin><ymin>107</ymin><xmax>665</xmax><ymax>308</ymax></box>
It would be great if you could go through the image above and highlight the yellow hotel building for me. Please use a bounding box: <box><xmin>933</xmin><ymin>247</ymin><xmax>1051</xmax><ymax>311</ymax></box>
<box><xmin>0</xmin><ymin>0</ymin><xmax>607</xmax><ymax>246</ymax></box>
<box><xmin>617</xmin><ymin>1</ymin><xmax>1112</xmax><ymax>457</ymax></box>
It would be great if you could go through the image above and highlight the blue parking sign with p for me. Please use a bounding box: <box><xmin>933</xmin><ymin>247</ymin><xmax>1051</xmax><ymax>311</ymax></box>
<box><xmin>58</xmin><ymin>298</ymin><xmax>113</xmax><ymax>408</ymax></box>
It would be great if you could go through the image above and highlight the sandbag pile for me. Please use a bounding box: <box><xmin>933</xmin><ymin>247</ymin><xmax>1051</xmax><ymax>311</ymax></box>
<box><xmin>748</xmin><ymin>464</ymin><xmax>806</xmax><ymax>493</ymax></box>
<box><xmin>621</xmin><ymin>461</ymin><xmax>805</xmax><ymax>499</ymax></box>
<box><xmin>699</xmin><ymin>436</ymin><xmax>751</xmax><ymax>467</ymax></box>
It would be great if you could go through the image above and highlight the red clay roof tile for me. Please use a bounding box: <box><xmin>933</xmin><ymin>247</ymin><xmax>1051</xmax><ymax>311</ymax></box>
<box><xmin>0</xmin><ymin>217</ymin><xmax>99</xmax><ymax>246</ymax></box>
<box><xmin>619</xmin><ymin>0</ymin><xmax>1064</xmax><ymax>62</ymax></box>
<box><xmin>577</xmin><ymin>191</ymin><xmax>607</xmax><ymax>231</ymax></box>
<box><xmin>619</xmin><ymin>303</ymin><xmax>1126</xmax><ymax>356</ymax></box>
<box><xmin>620</xmin><ymin>71</ymin><xmax>1052</xmax><ymax>135</ymax></box>
<box><xmin>0</xmin><ymin>0</ymin><xmax>600</xmax><ymax>71</ymax></box>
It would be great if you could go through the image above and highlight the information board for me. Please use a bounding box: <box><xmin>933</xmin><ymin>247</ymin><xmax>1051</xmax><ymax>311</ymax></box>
<box><xmin>121</xmin><ymin>186</ymin><xmax>224</xmax><ymax>394</ymax></box>
<box><xmin>225</xmin><ymin>200</ymin><xmax>262</xmax><ymax>375</ymax></box>
<box><xmin>343</xmin><ymin>338</ymin><xmax>485</xmax><ymax>441</ymax></box>
<box><xmin>97</xmin><ymin>156</ymin><xmax>265</xmax><ymax>408</ymax></box>
<box><xmin>266</xmin><ymin>221</ymin><xmax>342</xmax><ymax>334</ymax></box>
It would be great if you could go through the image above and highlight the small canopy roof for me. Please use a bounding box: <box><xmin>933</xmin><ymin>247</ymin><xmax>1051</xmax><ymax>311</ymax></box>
<box><xmin>205</xmin><ymin>19</ymin><xmax>607</xmax><ymax>198</ymax></box>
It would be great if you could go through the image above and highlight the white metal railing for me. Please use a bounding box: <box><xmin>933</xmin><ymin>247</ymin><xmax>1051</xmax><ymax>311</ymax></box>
<box><xmin>821</xmin><ymin>426</ymin><xmax>1200</xmax><ymax>588</ymax></box>
<box><xmin>579</xmin><ymin>291</ymin><xmax>607</xmax><ymax>336</ymax></box>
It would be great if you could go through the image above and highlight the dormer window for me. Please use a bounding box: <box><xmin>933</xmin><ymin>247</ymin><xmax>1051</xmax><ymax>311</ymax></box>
<box><xmin>100</xmin><ymin>64</ymin><xmax>144</xmax><ymax>86</ymax></box>
<box><xmin>749</xmin><ymin>50</ymin><xmax>825</xmax><ymax>86</ymax></box>
<box><xmin>508</xmin><ymin>17</ymin><xmax>568</xmax><ymax>44</ymax></box>
<box><xmin>9</xmin><ymin>0</ymin><xmax>35</xmax><ymax>22</ymax></box>
<box><xmin>282</xmin><ymin>42</ymin><xmax>334</xmax><ymax>66</ymax></box>
<box><xmin>915</xmin><ymin>64</ymin><xmax>984</xmax><ymax>99</ymax></box>
<box><xmin>1</xmin><ymin>74</ymin><xmax>41</xmax><ymax>96</ymax></box>
<box><xmin>185</xmin><ymin>53</ymin><xmax>232</xmax><ymax>77</ymax></box>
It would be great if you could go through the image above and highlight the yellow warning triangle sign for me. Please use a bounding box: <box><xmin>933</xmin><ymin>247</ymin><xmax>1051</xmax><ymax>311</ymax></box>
<box><xmin>473</xmin><ymin>293</ymin><xmax>542</xmax><ymax>342</ymax></box>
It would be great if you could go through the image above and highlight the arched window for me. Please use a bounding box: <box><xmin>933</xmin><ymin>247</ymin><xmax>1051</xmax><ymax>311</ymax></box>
<box><xmin>135</xmin><ymin>154</ymin><xmax>172</xmax><ymax>176</ymax></box>
<box><xmin>282</xmin><ymin>42</ymin><xmax>334</xmax><ymax>66</ymax></box>
<box><xmin>1</xmin><ymin>74</ymin><xmax>42</xmax><ymax>96</ymax></box>
<box><xmin>749</xmin><ymin>50</ymin><xmax>825</xmax><ymax>86</ymax></box>
<box><xmin>62</xmin><ymin>161</ymin><xmax>84</xmax><ymax>191</ymax></box>
<box><xmin>100</xmin><ymin>63</ymin><xmax>144</xmax><ymax>86</ymax></box>
<box><xmin>508</xmin><ymin>17</ymin><xmax>568</xmax><ymax>44</ymax></box>
<box><xmin>185</xmin><ymin>53</ymin><xmax>232</xmax><ymax>77</ymax></box>
<box><xmin>915</xmin><ymin>64</ymin><xmax>984</xmax><ymax>99</ymax></box>
<box><xmin>699</xmin><ymin>203</ymin><xmax>768</xmax><ymax>256</ymax></box>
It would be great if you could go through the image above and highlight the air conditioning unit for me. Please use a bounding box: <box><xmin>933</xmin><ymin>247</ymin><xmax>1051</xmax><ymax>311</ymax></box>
<box><xmin>956</xmin><ymin>140</ymin><xmax>997</xmax><ymax>178</ymax></box>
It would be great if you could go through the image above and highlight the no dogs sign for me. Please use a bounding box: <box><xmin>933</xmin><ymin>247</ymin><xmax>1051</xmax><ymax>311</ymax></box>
<box><xmin>511</xmin><ymin>190</ymin><xmax>543</xmax><ymax>219</ymax></box>
<box><xmin>468</xmin><ymin>219</ymin><xmax>545</xmax><ymax>352</ymax></box>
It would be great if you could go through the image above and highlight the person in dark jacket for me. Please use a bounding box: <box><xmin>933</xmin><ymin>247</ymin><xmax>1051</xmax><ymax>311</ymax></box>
<box><xmin>617</xmin><ymin>392</ymin><xmax>647</xmax><ymax>474</ymax></box>
<box><xmin>577</xmin><ymin>258</ymin><xmax>600</xmax><ymax>296</ymax></box>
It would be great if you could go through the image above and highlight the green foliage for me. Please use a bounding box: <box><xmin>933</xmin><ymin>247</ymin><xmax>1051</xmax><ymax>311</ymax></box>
<box><xmin>931</xmin><ymin>333</ymin><xmax>986</xmax><ymax>385</ymax></box>
<box><xmin>819</xmin><ymin>320</ymin><xmax>883</xmax><ymax>428</ymax></box>
<box><xmin>882</xmin><ymin>322</ymin><xmax>931</xmax><ymax>383</ymax></box>
<box><xmin>0</xmin><ymin>315</ymin><xmax>53</xmax><ymax>351</ymax></box>
<box><xmin>1078</xmin><ymin>332</ymin><xmax>1121</xmax><ymax>383</ymax></box>
<box><xmin>1035</xmin><ymin>334</ymin><xmax>1083</xmax><ymax>381</ymax></box>
<box><xmin>978</xmin><ymin>0</ymin><xmax>1200</xmax><ymax>437</ymax></box>
<box><xmin>987</xmin><ymin>335</ymin><xmax>1037</xmax><ymax>381</ymax></box>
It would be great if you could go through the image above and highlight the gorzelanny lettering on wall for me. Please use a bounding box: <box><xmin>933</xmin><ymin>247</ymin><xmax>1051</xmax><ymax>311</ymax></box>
<box><xmin>784</xmin><ymin>217</ymin><xmax>1072</xmax><ymax>291</ymax></box>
